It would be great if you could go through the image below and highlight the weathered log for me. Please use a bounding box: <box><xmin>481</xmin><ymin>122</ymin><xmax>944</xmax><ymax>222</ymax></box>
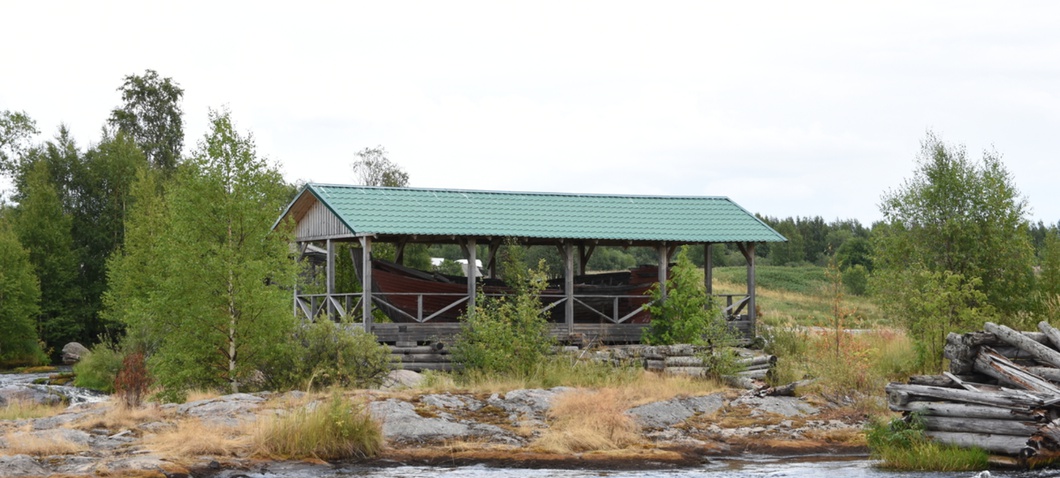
<box><xmin>958</xmin><ymin>330</ymin><xmax>1049</xmax><ymax>347</ymax></box>
<box><xmin>918</xmin><ymin>416</ymin><xmax>1039</xmax><ymax>436</ymax></box>
<box><xmin>646</xmin><ymin>359</ymin><xmax>666</xmax><ymax>371</ymax></box>
<box><xmin>761</xmin><ymin>379</ymin><xmax>815</xmax><ymax>397</ymax></box>
<box><xmin>390</xmin><ymin>344</ymin><xmax>447</xmax><ymax>354</ymax></box>
<box><xmin>984</xmin><ymin>322</ymin><xmax>1060</xmax><ymax>368</ymax></box>
<box><xmin>736</xmin><ymin>369</ymin><xmax>768</xmax><ymax>379</ymax></box>
<box><xmin>1027</xmin><ymin>367</ymin><xmax>1060</xmax><ymax>384</ymax></box>
<box><xmin>925</xmin><ymin>431</ymin><xmax>1035</xmax><ymax>456</ymax></box>
<box><xmin>885</xmin><ymin>382</ymin><xmax>1046</xmax><ymax>409</ymax></box>
<box><xmin>974</xmin><ymin>347</ymin><xmax>1060</xmax><ymax>396</ymax></box>
<box><xmin>908</xmin><ymin>374</ymin><xmax>995</xmax><ymax>388</ymax></box>
<box><xmin>399</xmin><ymin>362</ymin><xmax>460</xmax><ymax>371</ymax></box>
<box><xmin>894</xmin><ymin>400</ymin><xmax>1046</xmax><ymax>422</ymax></box>
<box><xmin>665</xmin><ymin>367</ymin><xmax>709</xmax><ymax>377</ymax></box>
<box><xmin>736</xmin><ymin>355</ymin><xmax>776</xmax><ymax>368</ymax></box>
<box><xmin>1040</xmin><ymin>321</ymin><xmax>1060</xmax><ymax>352</ymax></box>
<box><xmin>664</xmin><ymin>356</ymin><xmax>707</xmax><ymax>367</ymax></box>
<box><xmin>390</xmin><ymin>353</ymin><xmax>451</xmax><ymax>363</ymax></box>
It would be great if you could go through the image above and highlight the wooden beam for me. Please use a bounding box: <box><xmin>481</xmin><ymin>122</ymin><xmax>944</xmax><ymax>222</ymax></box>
<box><xmin>360</xmin><ymin>236</ymin><xmax>373</xmax><ymax>332</ymax></box>
<box><xmin>738</xmin><ymin>242</ymin><xmax>757</xmax><ymax>325</ymax></box>
<box><xmin>564</xmin><ymin>241</ymin><xmax>575</xmax><ymax>336</ymax></box>
<box><xmin>578</xmin><ymin>244</ymin><xmax>596</xmax><ymax>276</ymax></box>
<box><xmin>394</xmin><ymin>238</ymin><xmax>407</xmax><ymax>265</ymax></box>
<box><xmin>486</xmin><ymin>237</ymin><xmax>502</xmax><ymax>278</ymax></box>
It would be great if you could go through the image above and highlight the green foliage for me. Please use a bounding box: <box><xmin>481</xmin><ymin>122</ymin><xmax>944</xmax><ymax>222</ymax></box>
<box><xmin>644</xmin><ymin>248</ymin><xmax>733</xmax><ymax>351</ymax></box>
<box><xmin>866</xmin><ymin>414</ymin><xmax>988</xmax><ymax>471</ymax></box>
<box><xmin>0</xmin><ymin>110</ymin><xmax>38</xmax><ymax>176</ymax></box>
<box><xmin>72</xmin><ymin>340</ymin><xmax>124</xmax><ymax>393</ymax></box>
<box><xmin>453</xmin><ymin>244</ymin><xmax>555</xmax><ymax>378</ymax></box>
<box><xmin>874</xmin><ymin>132</ymin><xmax>1035</xmax><ymax>317</ymax></box>
<box><xmin>585</xmin><ymin>246</ymin><xmax>636</xmax><ymax>271</ymax></box>
<box><xmin>351</xmin><ymin>146</ymin><xmax>408</xmax><ymax>187</ymax></box>
<box><xmin>842</xmin><ymin>264</ymin><xmax>869</xmax><ymax>296</ymax></box>
<box><xmin>106</xmin><ymin>109</ymin><xmax>299</xmax><ymax>397</ymax></box>
<box><xmin>874</xmin><ymin>268</ymin><xmax>990</xmax><ymax>372</ymax></box>
<box><xmin>254</xmin><ymin>392</ymin><xmax>383</xmax><ymax>460</ymax></box>
<box><xmin>269</xmin><ymin>320</ymin><xmax>393</xmax><ymax>390</ymax></box>
<box><xmin>0</xmin><ymin>212</ymin><xmax>44</xmax><ymax>367</ymax></box>
<box><xmin>1039</xmin><ymin>231</ymin><xmax>1060</xmax><ymax>301</ymax></box>
<box><xmin>108</xmin><ymin>69</ymin><xmax>185</xmax><ymax>175</ymax></box>
<box><xmin>14</xmin><ymin>159</ymin><xmax>83</xmax><ymax>354</ymax></box>
<box><xmin>101</xmin><ymin>167</ymin><xmax>168</xmax><ymax>352</ymax></box>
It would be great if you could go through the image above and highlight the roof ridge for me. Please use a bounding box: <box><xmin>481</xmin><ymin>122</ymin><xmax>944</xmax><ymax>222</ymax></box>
<box><xmin>309</xmin><ymin>183</ymin><xmax>732</xmax><ymax>201</ymax></box>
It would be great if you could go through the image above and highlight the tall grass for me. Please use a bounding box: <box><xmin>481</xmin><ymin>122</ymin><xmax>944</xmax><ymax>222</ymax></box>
<box><xmin>253</xmin><ymin>392</ymin><xmax>383</xmax><ymax>460</ymax></box>
<box><xmin>0</xmin><ymin>399</ymin><xmax>64</xmax><ymax>420</ymax></box>
<box><xmin>454</xmin><ymin>355</ymin><xmax>642</xmax><ymax>392</ymax></box>
<box><xmin>533</xmin><ymin>389</ymin><xmax>639</xmax><ymax>453</ymax></box>
<box><xmin>866</xmin><ymin>415</ymin><xmax>988</xmax><ymax>471</ymax></box>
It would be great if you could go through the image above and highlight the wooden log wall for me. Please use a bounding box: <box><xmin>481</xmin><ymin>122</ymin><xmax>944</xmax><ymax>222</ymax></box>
<box><xmin>886</xmin><ymin>321</ymin><xmax>1060</xmax><ymax>464</ymax></box>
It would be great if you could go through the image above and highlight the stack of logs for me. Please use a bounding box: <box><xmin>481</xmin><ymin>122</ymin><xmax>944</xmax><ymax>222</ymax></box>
<box><xmin>885</xmin><ymin>321</ymin><xmax>1060</xmax><ymax>463</ymax></box>
<box><xmin>390</xmin><ymin>342</ymin><xmax>458</xmax><ymax>372</ymax></box>
<box><xmin>614</xmin><ymin>344</ymin><xmax>776</xmax><ymax>388</ymax></box>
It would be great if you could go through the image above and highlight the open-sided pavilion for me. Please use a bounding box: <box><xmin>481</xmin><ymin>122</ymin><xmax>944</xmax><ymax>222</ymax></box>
<box><xmin>275</xmin><ymin>184</ymin><xmax>786</xmax><ymax>345</ymax></box>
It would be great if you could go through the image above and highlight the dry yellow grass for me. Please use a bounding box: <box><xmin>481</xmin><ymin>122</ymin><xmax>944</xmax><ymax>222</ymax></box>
<box><xmin>142</xmin><ymin>418</ymin><xmax>250</xmax><ymax>458</ymax></box>
<box><xmin>0</xmin><ymin>398</ymin><xmax>65</xmax><ymax>420</ymax></box>
<box><xmin>532</xmin><ymin>388</ymin><xmax>640</xmax><ymax>453</ymax></box>
<box><xmin>3</xmin><ymin>431</ymin><xmax>89</xmax><ymax>456</ymax></box>
<box><xmin>74</xmin><ymin>401</ymin><xmax>166</xmax><ymax>431</ymax></box>
<box><xmin>610</xmin><ymin>372</ymin><xmax>728</xmax><ymax>407</ymax></box>
<box><xmin>184</xmin><ymin>389</ymin><xmax>223</xmax><ymax>403</ymax></box>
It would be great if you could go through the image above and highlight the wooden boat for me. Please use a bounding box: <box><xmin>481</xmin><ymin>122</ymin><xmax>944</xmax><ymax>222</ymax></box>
<box><xmin>358</xmin><ymin>257</ymin><xmax>656</xmax><ymax>324</ymax></box>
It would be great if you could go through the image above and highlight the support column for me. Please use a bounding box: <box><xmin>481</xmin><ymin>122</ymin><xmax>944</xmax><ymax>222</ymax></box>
<box><xmin>746</xmin><ymin>243</ymin><xmax>756</xmax><ymax>325</ymax></box>
<box><xmin>360</xmin><ymin>237</ymin><xmax>373</xmax><ymax>332</ymax></box>
<box><xmin>564</xmin><ymin>241</ymin><xmax>575</xmax><ymax>336</ymax></box>
<box><xmin>704</xmin><ymin>243</ymin><xmax>714</xmax><ymax>296</ymax></box>
<box><xmin>466</xmin><ymin>238</ymin><xmax>477</xmax><ymax>315</ymax></box>
<box><xmin>657</xmin><ymin>243</ymin><xmax>668</xmax><ymax>301</ymax></box>
<box><xmin>326</xmin><ymin>239</ymin><xmax>336</xmax><ymax>319</ymax></box>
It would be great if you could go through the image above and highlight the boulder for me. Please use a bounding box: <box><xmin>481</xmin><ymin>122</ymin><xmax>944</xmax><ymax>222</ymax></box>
<box><xmin>0</xmin><ymin>455</ymin><xmax>47</xmax><ymax>477</ymax></box>
<box><xmin>627</xmin><ymin>393</ymin><xmax>726</xmax><ymax>429</ymax></box>
<box><xmin>62</xmin><ymin>342</ymin><xmax>90</xmax><ymax>365</ymax></box>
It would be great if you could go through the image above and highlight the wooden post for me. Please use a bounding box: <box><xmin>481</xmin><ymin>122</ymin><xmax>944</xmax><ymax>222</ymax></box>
<box><xmin>466</xmin><ymin>238</ymin><xmax>477</xmax><ymax>316</ymax></box>
<box><xmin>564</xmin><ymin>241</ymin><xmax>575</xmax><ymax>335</ymax></box>
<box><xmin>738</xmin><ymin>242</ymin><xmax>757</xmax><ymax>325</ymax></box>
<box><xmin>360</xmin><ymin>236</ymin><xmax>373</xmax><ymax>332</ymax></box>
<box><xmin>326</xmin><ymin>239</ymin><xmax>336</xmax><ymax>319</ymax></box>
<box><xmin>657</xmin><ymin>243</ymin><xmax>668</xmax><ymax>300</ymax></box>
<box><xmin>704</xmin><ymin>243</ymin><xmax>714</xmax><ymax>296</ymax></box>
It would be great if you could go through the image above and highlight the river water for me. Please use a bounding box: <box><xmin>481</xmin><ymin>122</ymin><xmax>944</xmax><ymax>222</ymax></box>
<box><xmin>223</xmin><ymin>457</ymin><xmax>1058</xmax><ymax>478</ymax></box>
<box><xmin>0</xmin><ymin>368</ymin><xmax>107</xmax><ymax>406</ymax></box>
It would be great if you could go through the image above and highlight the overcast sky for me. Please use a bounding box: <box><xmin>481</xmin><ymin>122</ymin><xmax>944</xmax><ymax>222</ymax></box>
<box><xmin>3</xmin><ymin>1</ymin><xmax>1060</xmax><ymax>224</ymax></box>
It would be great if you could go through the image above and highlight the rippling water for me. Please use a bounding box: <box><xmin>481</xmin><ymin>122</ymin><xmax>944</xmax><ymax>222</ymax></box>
<box><xmin>0</xmin><ymin>368</ymin><xmax>107</xmax><ymax>406</ymax></box>
<box><xmin>218</xmin><ymin>458</ymin><xmax>1060</xmax><ymax>478</ymax></box>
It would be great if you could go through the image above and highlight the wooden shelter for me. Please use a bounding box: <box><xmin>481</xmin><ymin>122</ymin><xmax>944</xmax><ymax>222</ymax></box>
<box><xmin>274</xmin><ymin>184</ymin><xmax>786</xmax><ymax>345</ymax></box>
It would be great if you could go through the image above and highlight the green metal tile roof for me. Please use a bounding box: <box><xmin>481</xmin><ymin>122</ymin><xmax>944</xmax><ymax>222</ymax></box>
<box><xmin>288</xmin><ymin>184</ymin><xmax>786</xmax><ymax>243</ymax></box>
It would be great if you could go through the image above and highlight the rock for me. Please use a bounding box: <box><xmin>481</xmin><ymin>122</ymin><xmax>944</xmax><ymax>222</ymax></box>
<box><xmin>0</xmin><ymin>455</ymin><xmax>47</xmax><ymax>477</ymax></box>
<box><xmin>62</xmin><ymin>342</ymin><xmax>90</xmax><ymax>364</ymax></box>
<box><xmin>627</xmin><ymin>393</ymin><xmax>726</xmax><ymax>429</ymax></box>
<box><xmin>731</xmin><ymin>395</ymin><xmax>819</xmax><ymax>417</ymax></box>
<box><xmin>0</xmin><ymin>384</ymin><xmax>67</xmax><ymax>406</ymax></box>
<box><xmin>176</xmin><ymin>393</ymin><xmax>266</xmax><ymax>427</ymax></box>
<box><xmin>486</xmin><ymin>387</ymin><xmax>571</xmax><ymax>425</ymax></box>
<box><xmin>420</xmin><ymin>393</ymin><xmax>483</xmax><ymax>411</ymax></box>
<box><xmin>369</xmin><ymin>399</ymin><xmax>520</xmax><ymax>445</ymax></box>
<box><xmin>382</xmin><ymin>369</ymin><xmax>424</xmax><ymax>389</ymax></box>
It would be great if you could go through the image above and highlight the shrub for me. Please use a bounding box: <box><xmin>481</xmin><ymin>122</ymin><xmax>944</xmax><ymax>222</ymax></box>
<box><xmin>452</xmin><ymin>243</ymin><xmax>554</xmax><ymax>378</ymax></box>
<box><xmin>72</xmin><ymin>340</ymin><xmax>124</xmax><ymax>393</ymax></box>
<box><xmin>271</xmin><ymin>319</ymin><xmax>394</xmax><ymax>390</ymax></box>
<box><xmin>253</xmin><ymin>392</ymin><xmax>383</xmax><ymax>460</ymax></box>
<box><xmin>644</xmin><ymin>248</ymin><xmax>731</xmax><ymax>347</ymax></box>
<box><xmin>114</xmin><ymin>349</ymin><xmax>152</xmax><ymax>408</ymax></box>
